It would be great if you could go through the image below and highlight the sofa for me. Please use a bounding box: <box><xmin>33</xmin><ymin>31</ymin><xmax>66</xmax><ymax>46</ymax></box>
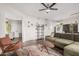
<box><xmin>46</xmin><ymin>33</ymin><xmax>79</xmax><ymax>56</ymax></box>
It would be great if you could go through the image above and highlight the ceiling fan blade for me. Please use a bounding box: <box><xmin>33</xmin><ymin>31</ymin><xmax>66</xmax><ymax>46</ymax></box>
<box><xmin>49</xmin><ymin>3</ymin><xmax>56</xmax><ymax>8</ymax></box>
<box><xmin>50</xmin><ymin>8</ymin><xmax>58</xmax><ymax>10</ymax></box>
<box><xmin>41</xmin><ymin>3</ymin><xmax>48</xmax><ymax>8</ymax></box>
<box><xmin>39</xmin><ymin>9</ymin><xmax>46</xmax><ymax>11</ymax></box>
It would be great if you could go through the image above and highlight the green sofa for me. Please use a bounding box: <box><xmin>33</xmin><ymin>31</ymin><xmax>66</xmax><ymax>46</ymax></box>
<box><xmin>46</xmin><ymin>33</ymin><xmax>79</xmax><ymax>56</ymax></box>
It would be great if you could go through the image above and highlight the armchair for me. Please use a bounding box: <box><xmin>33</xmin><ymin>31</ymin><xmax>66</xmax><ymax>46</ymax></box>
<box><xmin>0</xmin><ymin>35</ymin><xmax>22</xmax><ymax>54</ymax></box>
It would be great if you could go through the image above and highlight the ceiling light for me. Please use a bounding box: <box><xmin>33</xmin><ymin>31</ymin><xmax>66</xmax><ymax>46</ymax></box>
<box><xmin>45</xmin><ymin>9</ymin><xmax>51</xmax><ymax>13</ymax></box>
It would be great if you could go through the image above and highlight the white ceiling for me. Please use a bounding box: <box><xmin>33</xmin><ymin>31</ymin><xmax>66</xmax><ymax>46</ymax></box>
<box><xmin>1</xmin><ymin>3</ymin><xmax>79</xmax><ymax>21</ymax></box>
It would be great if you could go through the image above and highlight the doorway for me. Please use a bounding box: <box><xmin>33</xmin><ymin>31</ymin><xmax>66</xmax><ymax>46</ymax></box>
<box><xmin>6</xmin><ymin>19</ymin><xmax>22</xmax><ymax>41</ymax></box>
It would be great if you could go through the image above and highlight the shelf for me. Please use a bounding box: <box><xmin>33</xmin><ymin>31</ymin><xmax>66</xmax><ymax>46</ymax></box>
<box><xmin>36</xmin><ymin>25</ymin><xmax>44</xmax><ymax>40</ymax></box>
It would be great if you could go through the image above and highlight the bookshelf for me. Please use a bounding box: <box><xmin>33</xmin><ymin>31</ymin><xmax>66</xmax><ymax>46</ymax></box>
<box><xmin>36</xmin><ymin>24</ymin><xmax>44</xmax><ymax>40</ymax></box>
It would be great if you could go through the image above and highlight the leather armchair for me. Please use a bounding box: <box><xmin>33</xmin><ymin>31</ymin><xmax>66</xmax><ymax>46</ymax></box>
<box><xmin>0</xmin><ymin>35</ymin><xmax>22</xmax><ymax>53</ymax></box>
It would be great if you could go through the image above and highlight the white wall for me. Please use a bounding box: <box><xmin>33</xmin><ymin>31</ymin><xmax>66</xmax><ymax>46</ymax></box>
<box><xmin>0</xmin><ymin>12</ymin><xmax>5</xmax><ymax>38</ymax></box>
<box><xmin>22</xmin><ymin>17</ymin><xmax>46</xmax><ymax>42</ymax></box>
<box><xmin>0</xmin><ymin>5</ymin><xmax>57</xmax><ymax>42</ymax></box>
<box><xmin>0</xmin><ymin>6</ymin><xmax>24</xmax><ymax>38</ymax></box>
<box><xmin>0</xmin><ymin>6</ymin><xmax>47</xmax><ymax>42</ymax></box>
<box><xmin>44</xmin><ymin>20</ymin><xmax>58</xmax><ymax>35</ymax></box>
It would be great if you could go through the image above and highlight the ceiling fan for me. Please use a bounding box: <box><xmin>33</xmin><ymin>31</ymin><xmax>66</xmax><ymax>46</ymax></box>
<box><xmin>39</xmin><ymin>3</ymin><xmax>58</xmax><ymax>13</ymax></box>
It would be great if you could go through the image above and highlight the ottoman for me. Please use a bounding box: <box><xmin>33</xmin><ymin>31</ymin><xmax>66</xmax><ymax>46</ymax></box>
<box><xmin>55</xmin><ymin>39</ymin><xmax>74</xmax><ymax>49</ymax></box>
<box><xmin>64</xmin><ymin>42</ymin><xmax>79</xmax><ymax>56</ymax></box>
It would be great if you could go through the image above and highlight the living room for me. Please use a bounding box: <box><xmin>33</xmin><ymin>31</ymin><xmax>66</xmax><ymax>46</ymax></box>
<box><xmin>0</xmin><ymin>3</ymin><xmax>79</xmax><ymax>56</ymax></box>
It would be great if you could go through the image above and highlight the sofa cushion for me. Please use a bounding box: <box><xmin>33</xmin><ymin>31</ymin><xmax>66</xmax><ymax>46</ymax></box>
<box><xmin>46</xmin><ymin>37</ymin><xmax>57</xmax><ymax>42</ymax></box>
<box><xmin>56</xmin><ymin>39</ymin><xmax>74</xmax><ymax>45</ymax></box>
<box><xmin>64</xmin><ymin>43</ymin><xmax>79</xmax><ymax>56</ymax></box>
<box><xmin>55</xmin><ymin>39</ymin><xmax>74</xmax><ymax>48</ymax></box>
<box><xmin>73</xmin><ymin>42</ymin><xmax>79</xmax><ymax>45</ymax></box>
<box><xmin>74</xmin><ymin>34</ymin><xmax>79</xmax><ymax>42</ymax></box>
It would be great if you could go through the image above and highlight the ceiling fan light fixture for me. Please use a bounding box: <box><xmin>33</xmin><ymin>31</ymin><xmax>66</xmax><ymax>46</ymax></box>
<box><xmin>45</xmin><ymin>9</ymin><xmax>51</xmax><ymax>13</ymax></box>
<box><xmin>39</xmin><ymin>3</ymin><xmax>58</xmax><ymax>13</ymax></box>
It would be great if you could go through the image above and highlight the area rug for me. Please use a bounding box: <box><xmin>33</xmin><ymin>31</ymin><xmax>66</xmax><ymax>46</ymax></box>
<box><xmin>16</xmin><ymin>44</ymin><xmax>62</xmax><ymax>56</ymax></box>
